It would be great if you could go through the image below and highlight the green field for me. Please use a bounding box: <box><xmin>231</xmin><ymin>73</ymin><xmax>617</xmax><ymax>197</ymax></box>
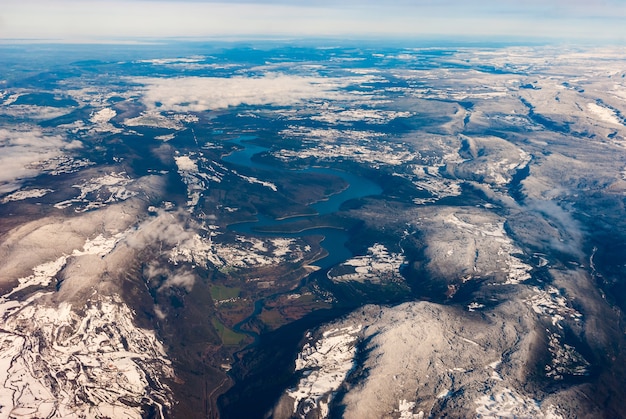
<box><xmin>210</xmin><ymin>285</ymin><xmax>240</xmax><ymax>301</ymax></box>
<box><xmin>211</xmin><ymin>318</ymin><xmax>247</xmax><ymax>346</ymax></box>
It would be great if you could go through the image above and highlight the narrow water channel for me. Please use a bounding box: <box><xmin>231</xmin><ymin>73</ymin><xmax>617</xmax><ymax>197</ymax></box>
<box><xmin>222</xmin><ymin>136</ymin><xmax>382</xmax><ymax>269</ymax></box>
<box><xmin>218</xmin><ymin>137</ymin><xmax>383</xmax><ymax>417</ymax></box>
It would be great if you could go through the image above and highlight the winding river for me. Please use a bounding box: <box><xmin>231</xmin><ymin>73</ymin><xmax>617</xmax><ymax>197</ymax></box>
<box><xmin>219</xmin><ymin>136</ymin><xmax>383</xmax><ymax>417</ymax></box>
<box><xmin>223</xmin><ymin>136</ymin><xmax>382</xmax><ymax>269</ymax></box>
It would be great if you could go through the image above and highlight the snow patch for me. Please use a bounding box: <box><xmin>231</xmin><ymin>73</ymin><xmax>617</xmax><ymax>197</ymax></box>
<box><xmin>237</xmin><ymin>173</ymin><xmax>278</xmax><ymax>191</ymax></box>
<box><xmin>54</xmin><ymin>172</ymin><xmax>136</xmax><ymax>212</ymax></box>
<box><xmin>475</xmin><ymin>388</ymin><xmax>561</xmax><ymax>418</ymax></box>
<box><xmin>0</xmin><ymin>294</ymin><xmax>173</xmax><ymax>419</ymax></box>
<box><xmin>169</xmin><ymin>233</ymin><xmax>307</xmax><ymax>270</ymax></box>
<box><xmin>124</xmin><ymin>111</ymin><xmax>195</xmax><ymax>130</ymax></box>
<box><xmin>526</xmin><ymin>286</ymin><xmax>582</xmax><ymax>328</ymax></box>
<box><xmin>311</xmin><ymin>109</ymin><xmax>412</xmax><ymax>125</ymax></box>
<box><xmin>328</xmin><ymin>243</ymin><xmax>405</xmax><ymax>285</ymax></box>
<box><xmin>3</xmin><ymin>256</ymin><xmax>67</xmax><ymax>299</ymax></box>
<box><xmin>587</xmin><ymin>102</ymin><xmax>621</xmax><ymax>126</ymax></box>
<box><xmin>72</xmin><ymin>232</ymin><xmax>124</xmax><ymax>257</ymax></box>
<box><xmin>397</xmin><ymin>399</ymin><xmax>423</xmax><ymax>419</ymax></box>
<box><xmin>287</xmin><ymin>325</ymin><xmax>362</xmax><ymax>418</ymax></box>
<box><xmin>1</xmin><ymin>188</ymin><xmax>53</xmax><ymax>204</ymax></box>
<box><xmin>89</xmin><ymin>108</ymin><xmax>116</xmax><ymax>124</ymax></box>
<box><xmin>423</xmin><ymin>210</ymin><xmax>532</xmax><ymax>286</ymax></box>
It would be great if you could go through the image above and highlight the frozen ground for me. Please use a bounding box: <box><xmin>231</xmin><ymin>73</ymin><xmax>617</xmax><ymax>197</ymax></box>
<box><xmin>273</xmin><ymin>301</ymin><xmax>579</xmax><ymax>419</ymax></box>
<box><xmin>169</xmin><ymin>232</ymin><xmax>309</xmax><ymax>270</ymax></box>
<box><xmin>283</xmin><ymin>325</ymin><xmax>362</xmax><ymax>418</ymax></box>
<box><xmin>412</xmin><ymin>207</ymin><xmax>533</xmax><ymax>290</ymax></box>
<box><xmin>0</xmin><ymin>205</ymin><xmax>174</xmax><ymax>418</ymax></box>
<box><xmin>328</xmin><ymin>243</ymin><xmax>405</xmax><ymax>285</ymax></box>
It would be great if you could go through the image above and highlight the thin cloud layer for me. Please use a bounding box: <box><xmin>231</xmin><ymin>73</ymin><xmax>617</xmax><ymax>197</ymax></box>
<box><xmin>160</xmin><ymin>271</ymin><xmax>196</xmax><ymax>291</ymax></box>
<box><xmin>0</xmin><ymin>128</ymin><xmax>82</xmax><ymax>194</ymax></box>
<box><xmin>135</xmin><ymin>74</ymin><xmax>352</xmax><ymax>112</ymax></box>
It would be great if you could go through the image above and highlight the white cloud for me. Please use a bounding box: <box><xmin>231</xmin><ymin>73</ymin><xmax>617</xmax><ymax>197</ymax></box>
<box><xmin>135</xmin><ymin>74</ymin><xmax>352</xmax><ymax>112</ymax></box>
<box><xmin>160</xmin><ymin>271</ymin><xmax>196</xmax><ymax>291</ymax></box>
<box><xmin>124</xmin><ymin>211</ymin><xmax>193</xmax><ymax>250</ymax></box>
<box><xmin>0</xmin><ymin>128</ymin><xmax>82</xmax><ymax>194</ymax></box>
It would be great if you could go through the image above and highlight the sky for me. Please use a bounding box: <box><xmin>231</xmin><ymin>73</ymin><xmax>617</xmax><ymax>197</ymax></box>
<box><xmin>1</xmin><ymin>0</ymin><xmax>625</xmax><ymax>42</ymax></box>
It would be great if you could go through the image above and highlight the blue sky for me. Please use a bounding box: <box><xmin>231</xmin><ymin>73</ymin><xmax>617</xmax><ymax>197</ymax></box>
<box><xmin>1</xmin><ymin>0</ymin><xmax>625</xmax><ymax>42</ymax></box>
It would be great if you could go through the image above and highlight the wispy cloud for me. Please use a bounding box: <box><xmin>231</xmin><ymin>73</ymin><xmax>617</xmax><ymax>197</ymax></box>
<box><xmin>0</xmin><ymin>128</ymin><xmax>82</xmax><ymax>194</ymax></box>
<box><xmin>159</xmin><ymin>271</ymin><xmax>196</xmax><ymax>291</ymax></box>
<box><xmin>124</xmin><ymin>211</ymin><xmax>193</xmax><ymax>249</ymax></box>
